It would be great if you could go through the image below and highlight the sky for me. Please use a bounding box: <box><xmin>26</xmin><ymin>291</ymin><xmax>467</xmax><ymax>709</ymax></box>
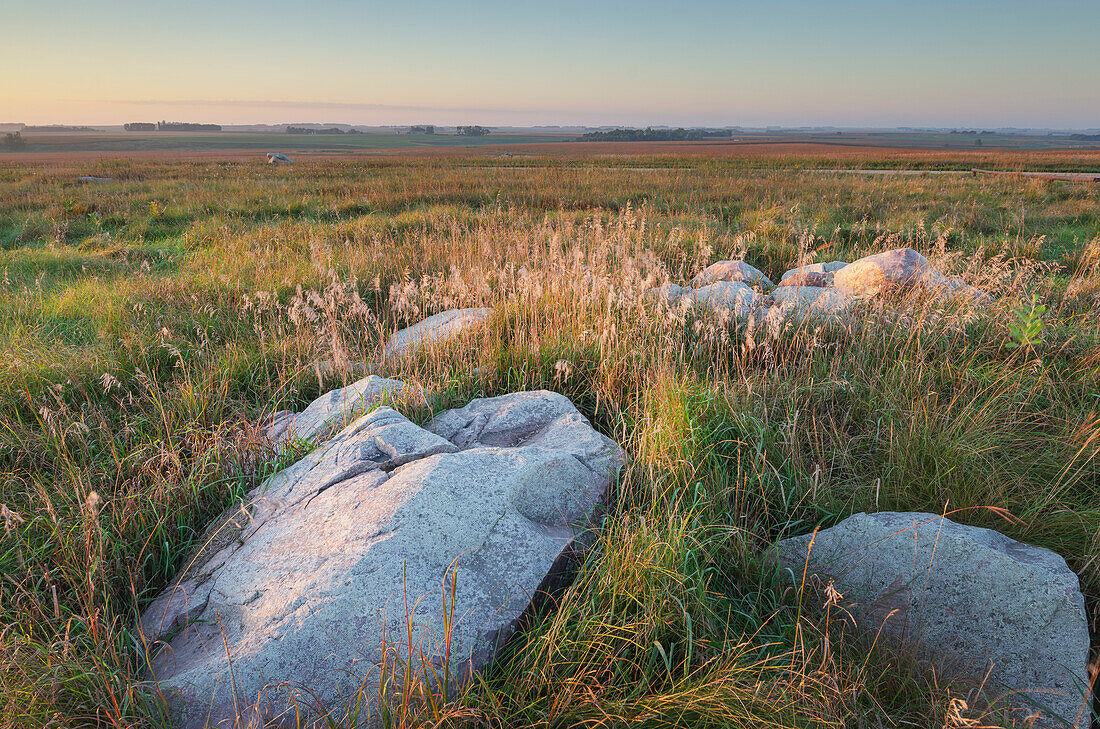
<box><xmin>3</xmin><ymin>0</ymin><xmax>1098</xmax><ymax>129</ymax></box>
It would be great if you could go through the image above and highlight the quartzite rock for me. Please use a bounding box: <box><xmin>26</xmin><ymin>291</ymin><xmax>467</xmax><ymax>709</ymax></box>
<box><xmin>267</xmin><ymin>375</ymin><xmax>425</xmax><ymax>445</ymax></box>
<box><xmin>833</xmin><ymin>248</ymin><xmax>930</xmax><ymax>298</ymax></box>
<box><xmin>143</xmin><ymin>390</ymin><xmax>623</xmax><ymax>729</ymax></box>
<box><xmin>771</xmin><ymin>286</ymin><xmax>856</xmax><ymax>321</ymax></box>
<box><xmin>780</xmin><ymin>260</ymin><xmax>848</xmax><ymax>283</ymax></box>
<box><xmin>642</xmin><ymin>282</ymin><xmax>694</xmax><ymax>307</ymax></box>
<box><xmin>690</xmin><ymin>260</ymin><xmax>774</xmax><ymax>290</ymax></box>
<box><xmin>384</xmin><ymin>307</ymin><xmax>492</xmax><ymax>358</ymax></box>
<box><xmin>692</xmin><ymin>281</ymin><xmax>763</xmax><ymax>321</ymax></box>
<box><xmin>777</xmin><ymin>512</ymin><xmax>1091</xmax><ymax>727</ymax></box>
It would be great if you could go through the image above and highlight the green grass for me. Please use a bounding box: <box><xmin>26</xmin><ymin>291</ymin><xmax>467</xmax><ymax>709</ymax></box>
<box><xmin>1</xmin><ymin>156</ymin><xmax>1098</xmax><ymax>727</ymax></box>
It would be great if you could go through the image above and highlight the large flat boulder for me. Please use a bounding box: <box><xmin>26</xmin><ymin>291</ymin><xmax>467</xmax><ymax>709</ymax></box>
<box><xmin>384</xmin><ymin>307</ymin><xmax>492</xmax><ymax>358</ymax></box>
<box><xmin>777</xmin><ymin>513</ymin><xmax>1091</xmax><ymax>727</ymax></box>
<box><xmin>266</xmin><ymin>375</ymin><xmax>424</xmax><ymax>446</ymax></box>
<box><xmin>143</xmin><ymin>390</ymin><xmax>623</xmax><ymax>728</ymax></box>
<box><xmin>690</xmin><ymin>260</ymin><xmax>774</xmax><ymax>290</ymax></box>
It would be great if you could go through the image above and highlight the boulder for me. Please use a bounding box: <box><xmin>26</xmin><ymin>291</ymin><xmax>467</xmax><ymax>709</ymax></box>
<box><xmin>834</xmin><ymin>248</ymin><xmax>992</xmax><ymax>305</ymax></box>
<box><xmin>924</xmin><ymin>269</ymin><xmax>995</xmax><ymax>305</ymax></box>
<box><xmin>777</xmin><ymin>513</ymin><xmax>1091</xmax><ymax>727</ymax></box>
<box><xmin>142</xmin><ymin>390</ymin><xmax>623</xmax><ymax>729</ymax></box>
<box><xmin>641</xmin><ymin>282</ymin><xmax>693</xmax><ymax>307</ymax></box>
<box><xmin>833</xmin><ymin>248</ymin><xmax>929</xmax><ymax>298</ymax></box>
<box><xmin>692</xmin><ymin>281</ymin><xmax>763</xmax><ymax>321</ymax></box>
<box><xmin>267</xmin><ymin>152</ymin><xmax>293</xmax><ymax>164</ymax></box>
<box><xmin>771</xmin><ymin>286</ymin><xmax>855</xmax><ymax>321</ymax></box>
<box><xmin>780</xmin><ymin>260</ymin><xmax>848</xmax><ymax>283</ymax></box>
<box><xmin>776</xmin><ymin>272</ymin><xmax>830</xmax><ymax>288</ymax></box>
<box><xmin>691</xmin><ymin>260</ymin><xmax>774</xmax><ymax>290</ymax></box>
<box><xmin>268</xmin><ymin>375</ymin><xmax>424</xmax><ymax>446</ymax></box>
<box><xmin>384</xmin><ymin>307</ymin><xmax>492</xmax><ymax>358</ymax></box>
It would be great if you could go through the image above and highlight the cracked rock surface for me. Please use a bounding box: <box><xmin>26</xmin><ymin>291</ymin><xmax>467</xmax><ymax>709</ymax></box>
<box><xmin>777</xmin><ymin>512</ymin><xmax>1090</xmax><ymax>728</ymax></box>
<box><xmin>142</xmin><ymin>389</ymin><xmax>623</xmax><ymax>729</ymax></box>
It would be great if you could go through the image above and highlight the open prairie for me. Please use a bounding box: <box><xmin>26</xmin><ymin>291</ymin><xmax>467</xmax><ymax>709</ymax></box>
<box><xmin>2</xmin><ymin>150</ymin><xmax>1099</xmax><ymax>727</ymax></box>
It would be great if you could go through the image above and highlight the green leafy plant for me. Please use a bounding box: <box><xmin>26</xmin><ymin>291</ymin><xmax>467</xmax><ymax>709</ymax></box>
<box><xmin>1006</xmin><ymin>293</ymin><xmax>1046</xmax><ymax>349</ymax></box>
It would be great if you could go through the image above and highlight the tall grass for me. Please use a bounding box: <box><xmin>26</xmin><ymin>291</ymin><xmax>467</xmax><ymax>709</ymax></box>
<box><xmin>1</xmin><ymin>157</ymin><xmax>1098</xmax><ymax>727</ymax></box>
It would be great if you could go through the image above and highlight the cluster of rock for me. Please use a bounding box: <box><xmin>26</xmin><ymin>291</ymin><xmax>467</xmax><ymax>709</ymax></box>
<box><xmin>777</xmin><ymin>513</ymin><xmax>1091</xmax><ymax>727</ymax></box>
<box><xmin>140</xmin><ymin>282</ymin><xmax>1093</xmax><ymax>728</ymax></box>
<box><xmin>644</xmin><ymin>248</ymin><xmax>992</xmax><ymax>330</ymax></box>
<box><xmin>142</xmin><ymin>389</ymin><xmax>624</xmax><ymax>728</ymax></box>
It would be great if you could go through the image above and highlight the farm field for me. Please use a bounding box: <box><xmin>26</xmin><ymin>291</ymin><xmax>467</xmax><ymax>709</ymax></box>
<box><xmin>1</xmin><ymin>150</ymin><xmax>1100</xmax><ymax>728</ymax></box>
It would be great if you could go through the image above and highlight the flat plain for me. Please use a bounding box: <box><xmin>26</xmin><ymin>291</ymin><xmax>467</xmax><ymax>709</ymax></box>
<box><xmin>1</xmin><ymin>146</ymin><xmax>1099</xmax><ymax>727</ymax></box>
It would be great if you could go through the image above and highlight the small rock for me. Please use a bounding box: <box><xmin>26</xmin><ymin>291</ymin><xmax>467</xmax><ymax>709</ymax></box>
<box><xmin>780</xmin><ymin>260</ymin><xmax>848</xmax><ymax>282</ymax></box>
<box><xmin>777</xmin><ymin>513</ymin><xmax>1091</xmax><ymax>727</ymax></box>
<box><xmin>270</xmin><ymin>375</ymin><xmax>425</xmax><ymax>445</ymax></box>
<box><xmin>924</xmin><ymin>269</ymin><xmax>994</xmax><ymax>305</ymax></box>
<box><xmin>777</xmin><ymin>272</ymin><xmax>831</xmax><ymax>288</ymax></box>
<box><xmin>642</xmin><ymin>282</ymin><xmax>693</xmax><ymax>307</ymax></box>
<box><xmin>691</xmin><ymin>260</ymin><xmax>774</xmax><ymax>290</ymax></box>
<box><xmin>384</xmin><ymin>308</ymin><xmax>492</xmax><ymax>358</ymax></box>
<box><xmin>267</xmin><ymin>152</ymin><xmax>293</xmax><ymax>164</ymax></box>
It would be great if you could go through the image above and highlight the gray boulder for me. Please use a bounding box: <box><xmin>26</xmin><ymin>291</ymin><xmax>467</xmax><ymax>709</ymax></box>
<box><xmin>777</xmin><ymin>513</ymin><xmax>1091</xmax><ymax>727</ymax></box>
<box><xmin>266</xmin><ymin>375</ymin><xmax>424</xmax><ymax>446</ymax></box>
<box><xmin>771</xmin><ymin>286</ymin><xmax>856</xmax><ymax>321</ymax></box>
<box><xmin>776</xmin><ymin>271</ymin><xmax>831</xmax><ymax>288</ymax></box>
<box><xmin>641</xmin><ymin>282</ymin><xmax>693</xmax><ymax>307</ymax></box>
<box><xmin>691</xmin><ymin>260</ymin><xmax>774</xmax><ymax>290</ymax></box>
<box><xmin>384</xmin><ymin>307</ymin><xmax>492</xmax><ymax>358</ymax></box>
<box><xmin>780</xmin><ymin>260</ymin><xmax>848</xmax><ymax>283</ymax></box>
<box><xmin>143</xmin><ymin>390</ymin><xmax>623</xmax><ymax>729</ymax></box>
<box><xmin>692</xmin><ymin>281</ymin><xmax>764</xmax><ymax>321</ymax></box>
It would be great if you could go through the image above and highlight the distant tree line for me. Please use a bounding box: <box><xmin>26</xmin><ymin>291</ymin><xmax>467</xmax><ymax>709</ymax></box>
<box><xmin>578</xmin><ymin>128</ymin><xmax>732</xmax><ymax>142</ymax></box>
<box><xmin>124</xmin><ymin>121</ymin><xmax>222</xmax><ymax>132</ymax></box>
<box><xmin>1</xmin><ymin>132</ymin><xmax>26</xmax><ymax>150</ymax></box>
<box><xmin>1070</xmin><ymin>134</ymin><xmax>1100</xmax><ymax>141</ymax></box>
<box><xmin>457</xmin><ymin>125</ymin><xmax>491</xmax><ymax>136</ymax></box>
<box><xmin>286</xmin><ymin>126</ymin><xmax>362</xmax><ymax>135</ymax></box>
<box><xmin>22</xmin><ymin>125</ymin><xmax>98</xmax><ymax>132</ymax></box>
<box><xmin>409</xmin><ymin>125</ymin><xmax>435</xmax><ymax>134</ymax></box>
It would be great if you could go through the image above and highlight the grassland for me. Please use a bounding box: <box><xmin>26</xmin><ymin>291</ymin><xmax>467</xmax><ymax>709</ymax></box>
<box><xmin>1</xmin><ymin>152</ymin><xmax>1099</xmax><ymax>728</ymax></box>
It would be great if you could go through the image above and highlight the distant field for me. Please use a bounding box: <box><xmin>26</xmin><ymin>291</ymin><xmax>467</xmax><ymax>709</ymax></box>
<box><xmin>0</xmin><ymin>130</ymin><xmax>572</xmax><ymax>155</ymax></box>
<box><xmin>4</xmin><ymin>129</ymin><xmax>1100</xmax><ymax>169</ymax></box>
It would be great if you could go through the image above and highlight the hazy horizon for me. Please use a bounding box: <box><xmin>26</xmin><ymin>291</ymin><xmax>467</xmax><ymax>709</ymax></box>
<box><xmin>4</xmin><ymin>0</ymin><xmax>1099</xmax><ymax>129</ymax></box>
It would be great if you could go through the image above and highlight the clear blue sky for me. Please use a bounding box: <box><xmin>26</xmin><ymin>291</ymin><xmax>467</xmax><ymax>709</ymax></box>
<box><xmin>3</xmin><ymin>0</ymin><xmax>1098</xmax><ymax>128</ymax></box>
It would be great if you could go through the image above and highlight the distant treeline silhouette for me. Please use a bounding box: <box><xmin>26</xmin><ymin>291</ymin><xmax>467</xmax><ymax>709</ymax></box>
<box><xmin>22</xmin><ymin>125</ymin><xmax>98</xmax><ymax>132</ymax></box>
<box><xmin>579</xmin><ymin>127</ymin><xmax>732</xmax><ymax>142</ymax></box>
<box><xmin>2</xmin><ymin>132</ymin><xmax>26</xmax><ymax>150</ymax></box>
<box><xmin>286</xmin><ymin>127</ymin><xmax>363</xmax><ymax>135</ymax></box>
<box><xmin>124</xmin><ymin>121</ymin><xmax>222</xmax><ymax>132</ymax></box>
